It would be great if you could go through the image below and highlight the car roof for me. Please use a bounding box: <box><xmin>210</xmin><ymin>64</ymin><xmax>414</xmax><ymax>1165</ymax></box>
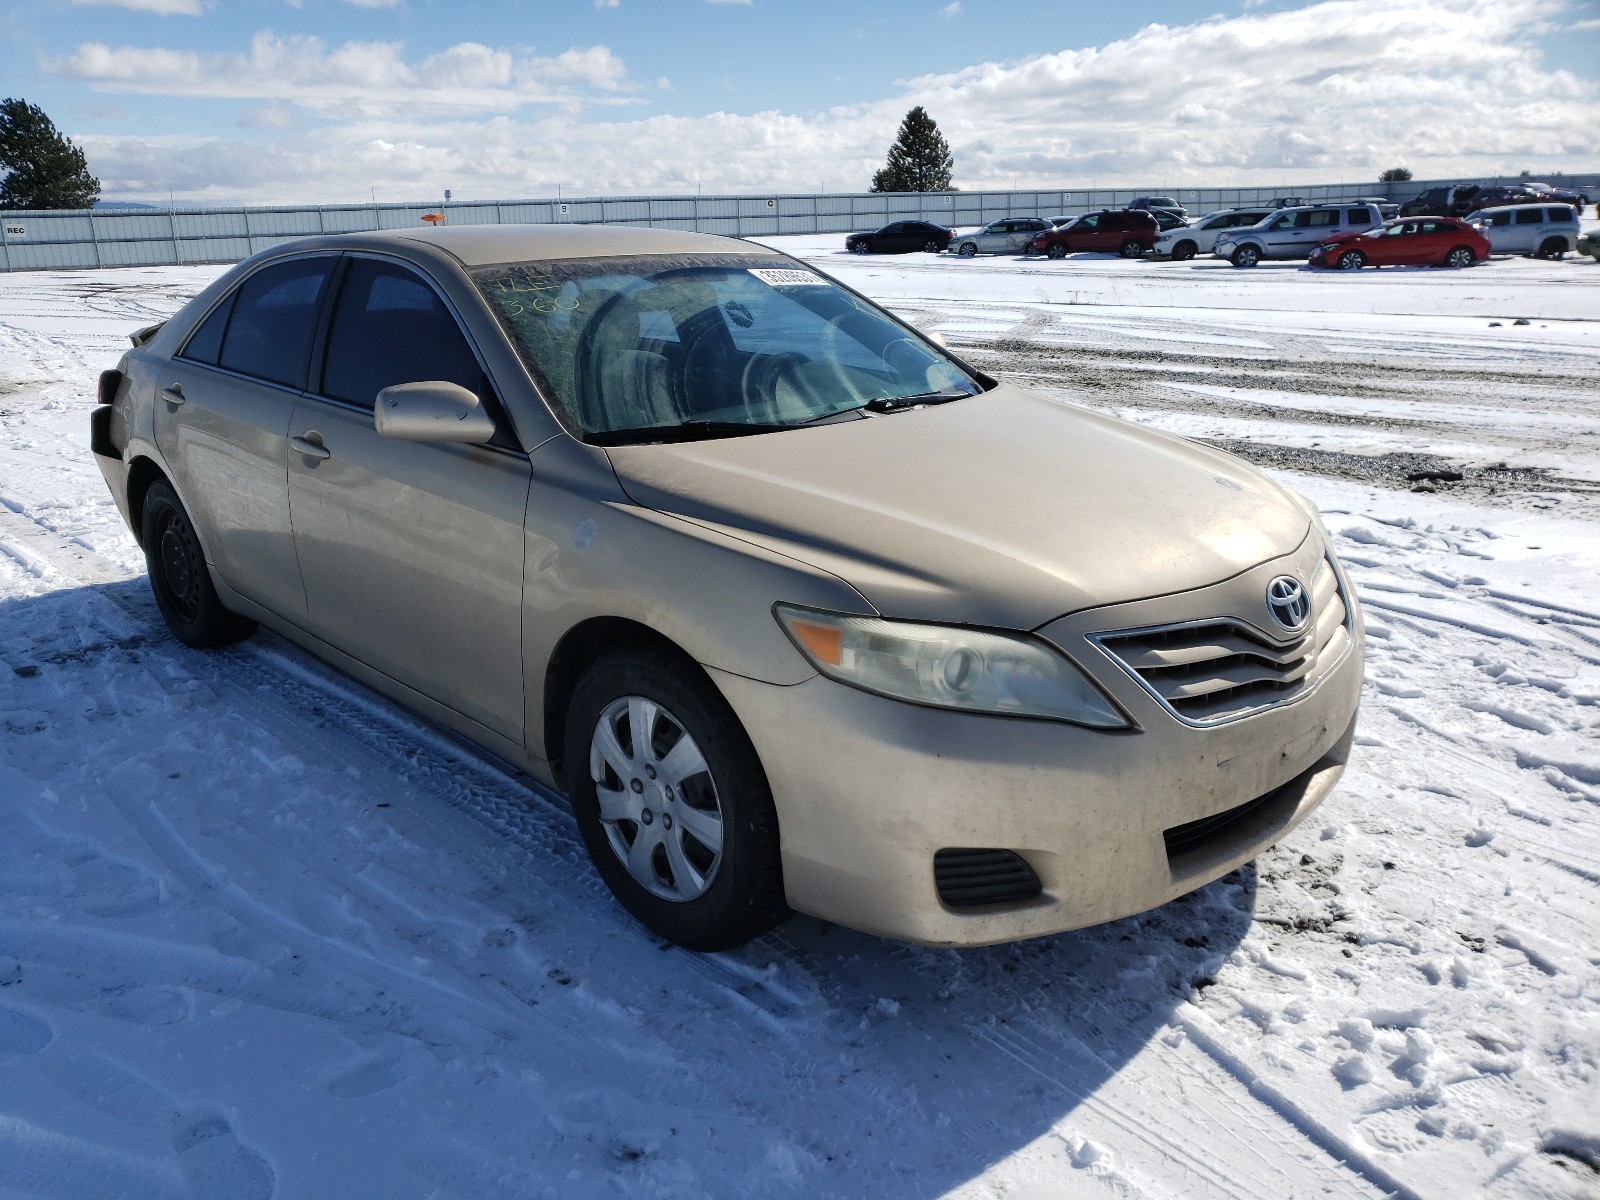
<box><xmin>300</xmin><ymin>223</ymin><xmax>781</xmax><ymax>267</ymax></box>
<box><xmin>1471</xmin><ymin>202</ymin><xmax>1571</xmax><ymax>215</ymax></box>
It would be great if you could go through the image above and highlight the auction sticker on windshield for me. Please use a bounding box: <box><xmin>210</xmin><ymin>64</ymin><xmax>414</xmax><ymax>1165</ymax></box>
<box><xmin>749</xmin><ymin>268</ymin><xmax>828</xmax><ymax>287</ymax></box>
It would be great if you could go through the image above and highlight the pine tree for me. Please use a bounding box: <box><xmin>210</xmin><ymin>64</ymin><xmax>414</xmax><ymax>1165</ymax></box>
<box><xmin>869</xmin><ymin>107</ymin><xmax>954</xmax><ymax>193</ymax></box>
<box><xmin>0</xmin><ymin>98</ymin><xmax>101</xmax><ymax>211</ymax></box>
<box><xmin>1379</xmin><ymin>166</ymin><xmax>1413</xmax><ymax>182</ymax></box>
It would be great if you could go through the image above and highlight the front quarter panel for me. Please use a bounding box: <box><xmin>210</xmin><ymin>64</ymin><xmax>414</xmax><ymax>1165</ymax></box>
<box><xmin>519</xmin><ymin>434</ymin><xmax>874</xmax><ymax>763</ymax></box>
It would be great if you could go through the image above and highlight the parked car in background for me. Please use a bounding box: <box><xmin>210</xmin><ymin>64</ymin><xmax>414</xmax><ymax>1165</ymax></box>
<box><xmin>1153</xmin><ymin>208</ymin><xmax>1273</xmax><ymax>260</ymax></box>
<box><xmin>1308</xmin><ymin>217</ymin><xmax>1488</xmax><ymax>270</ymax></box>
<box><xmin>950</xmin><ymin>217</ymin><xmax>1052</xmax><ymax>257</ymax></box>
<box><xmin>1348</xmin><ymin>196</ymin><xmax>1400</xmax><ymax>220</ymax></box>
<box><xmin>1027</xmin><ymin>210</ymin><xmax>1160</xmax><ymax>258</ymax></box>
<box><xmin>1399</xmin><ymin>185</ymin><xmax>1461</xmax><ymax>217</ymax></box>
<box><xmin>1468</xmin><ymin>204</ymin><xmax>1581</xmax><ymax>258</ymax></box>
<box><xmin>1522</xmin><ymin>181</ymin><xmax>1590</xmax><ymax>215</ymax></box>
<box><xmin>1213</xmin><ymin>204</ymin><xmax>1384</xmax><ymax>267</ymax></box>
<box><xmin>1150</xmin><ymin>210</ymin><xmax>1190</xmax><ymax>232</ymax></box>
<box><xmin>845</xmin><ymin>221</ymin><xmax>954</xmax><ymax>255</ymax></box>
<box><xmin>1128</xmin><ymin>196</ymin><xmax>1188</xmax><ymax>222</ymax></box>
<box><xmin>91</xmin><ymin>222</ymin><xmax>1365</xmax><ymax>951</ymax></box>
<box><xmin>1269</xmin><ymin>197</ymin><xmax>1307</xmax><ymax>209</ymax></box>
<box><xmin>1577</xmin><ymin>227</ymin><xmax>1600</xmax><ymax>262</ymax></box>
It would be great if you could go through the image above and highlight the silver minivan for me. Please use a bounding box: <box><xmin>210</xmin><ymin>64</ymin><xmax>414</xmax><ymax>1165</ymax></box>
<box><xmin>1468</xmin><ymin>204</ymin><xmax>1581</xmax><ymax>258</ymax></box>
<box><xmin>1213</xmin><ymin>204</ymin><xmax>1384</xmax><ymax>267</ymax></box>
<box><xmin>950</xmin><ymin>218</ymin><xmax>1051</xmax><ymax>257</ymax></box>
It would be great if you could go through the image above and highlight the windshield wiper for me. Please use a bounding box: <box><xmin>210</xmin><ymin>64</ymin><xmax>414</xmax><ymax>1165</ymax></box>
<box><xmin>863</xmin><ymin>388</ymin><xmax>976</xmax><ymax>414</ymax></box>
<box><xmin>586</xmin><ymin>420</ymin><xmax>794</xmax><ymax>446</ymax></box>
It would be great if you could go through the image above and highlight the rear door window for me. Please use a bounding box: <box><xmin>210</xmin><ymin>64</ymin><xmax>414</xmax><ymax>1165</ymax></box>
<box><xmin>1305</xmin><ymin>211</ymin><xmax>1340</xmax><ymax>228</ymax></box>
<box><xmin>217</xmin><ymin>257</ymin><xmax>335</xmax><ymax>389</ymax></box>
<box><xmin>179</xmin><ymin>293</ymin><xmax>236</xmax><ymax>366</ymax></box>
<box><xmin>1514</xmin><ymin>209</ymin><xmax>1543</xmax><ymax>224</ymax></box>
<box><xmin>1346</xmin><ymin>209</ymin><xmax>1374</xmax><ymax>225</ymax></box>
<box><xmin>320</xmin><ymin>259</ymin><xmax>484</xmax><ymax>410</ymax></box>
<box><xmin>1550</xmin><ymin>207</ymin><xmax>1576</xmax><ymax>222</ymax></box>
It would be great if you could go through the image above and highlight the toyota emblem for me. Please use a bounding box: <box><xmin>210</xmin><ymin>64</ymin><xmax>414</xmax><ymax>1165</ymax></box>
<box><xmin>1265</xmin><ymin>576</ymin><xmax>1310</xmax><ymax>631</ymax></box>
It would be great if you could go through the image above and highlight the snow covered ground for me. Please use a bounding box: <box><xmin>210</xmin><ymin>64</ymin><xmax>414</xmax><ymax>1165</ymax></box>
<box><xmin>1</xmin><ymin>238</ymin><xmax>1598</xmax><ymax>1199</ymax></box>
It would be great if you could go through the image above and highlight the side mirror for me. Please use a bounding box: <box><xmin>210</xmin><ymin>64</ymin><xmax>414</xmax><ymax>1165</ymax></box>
<box><xmin>374</xmin><ymin>381</ymin><xmax>496</xmax><ymax>444</ymax></box>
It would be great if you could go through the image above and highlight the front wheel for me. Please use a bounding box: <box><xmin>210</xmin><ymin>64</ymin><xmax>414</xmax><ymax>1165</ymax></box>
<box><xmin>1046</xmin><ymin>243</ymin><xmax>1067</xmax><ymax>259</ymax></box>
<box><xmin>1231</xmin><ymin>245</ymin><xmax>1260</xmax><ymax>268</ymax></box>
<box><xmin>565</xmin><ymin>645</ymin><xmax>789</xmax><ymax>951</ymax></box>
<box><xmin>1119</xmin><ymin>238</ymin><xmax>1144</xmax><ymax>258</ymax></box>
<box><xmin>957</xmin><ymin>241</ymin><xmax>977</xmax><ymax>257</ymax></box>
<box><xmin>1338</xmin><ymin>249</ymin><xmax>1366</xmax><ymax>270</ymax></box>
<box><xmin>1445</xmin><ymin>246</ymin><xmax>1476</xmax><ymax>268</ymax></box>
<box><xmin>141</xmin><ymin>480</ymin><xmax>257</xmax><ymax>649</ymax></box>
<box><xmin>849</xmin><ymin>241</ymin><xmax>869</xmax><ymax>255</ymax></box>
<box><xmin>1170</xmin><ymin>240</ymin><xmax>1197</xmax><ymax>261</ymax></box>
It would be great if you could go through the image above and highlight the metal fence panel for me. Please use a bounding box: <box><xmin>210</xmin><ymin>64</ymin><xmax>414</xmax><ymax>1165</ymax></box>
<box><xmin>5</xmin><ymin>173</ymin><xmax>1597</xmax><ymax>271</ymax></box>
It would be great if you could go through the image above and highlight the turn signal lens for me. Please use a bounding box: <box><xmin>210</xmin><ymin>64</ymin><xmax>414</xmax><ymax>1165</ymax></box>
<box><xmin>774</xmin><ymin>604</ymin><xmax>1129</xmax><ymax>728</ymax></box>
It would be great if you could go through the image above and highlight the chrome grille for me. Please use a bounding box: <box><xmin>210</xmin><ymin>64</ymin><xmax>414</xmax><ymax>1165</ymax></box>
<box><xmin>1093</xmin><ymin>558</ymin><xmax>1351</xmax><ymax>726</ymax></box>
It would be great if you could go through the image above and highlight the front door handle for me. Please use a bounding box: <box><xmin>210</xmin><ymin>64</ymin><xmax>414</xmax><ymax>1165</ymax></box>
<box><xmin>161</xmin><ymin>383</ymin><xmax>185</xmax><ymax>405</ymax></box>
<box><xmin>290</xmin><ymin>433</ymin><xmax>331</xmax><ymax>460</ymax></box>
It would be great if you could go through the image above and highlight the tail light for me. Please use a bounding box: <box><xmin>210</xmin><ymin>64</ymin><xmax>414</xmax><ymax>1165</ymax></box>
<box><xmin>97</xmin><ymin>368</ymin><xmax>124</xmax><ymax>406</ymax></box>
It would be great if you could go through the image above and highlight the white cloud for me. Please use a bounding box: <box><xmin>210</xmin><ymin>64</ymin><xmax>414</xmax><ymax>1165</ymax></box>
<box><xmin>939</xmin><ymin>3</ymin><xmax>960</xmax><ymax>16</ymax></box>
<box><xmin>705</xmin><ymin>0</ymin><xmax>752</xmax><ymax>5</ymax></box>
<box><xmin>50</xmin><ymin>32</ymin><xmax>637</xmax><ymax>118</ymax></box>
<box><xmin>344</xmin><ymin>0</ymin><xmax>401</xmax><ymax>7</ymax></box>
<box><xmin>595</xmin><ymin>0</ymin><xmax>620</xmax><ymax>8</ymax></box>
<box><xmin>64</xmin><ymin>0</ymin><xmax>1599</xmax><ymax>205</ymax></box>
<box><xmin>69</xmin><ymin>0</ymin><xmax>203</xmax><ymax>13</ymax></box>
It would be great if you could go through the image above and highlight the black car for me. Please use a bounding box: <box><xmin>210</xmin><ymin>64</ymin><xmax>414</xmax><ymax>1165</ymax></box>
<box><xmin>1127</xmin><ymin>195</ymin><xmax>1188</xmax><ymax>222</ymax></box>
<box><xmin>1400</xmin><ymin>185</ymin><xmax>1467</xmax><ymax>217</ymax></box>
<box><xmin>1150</xmin><ymin>209</ymin><xmax>1189</xmax><ymax>232</ymax></box>
<box><xmin>845</xmin><ymin>221</ymin><xmax>954</xmax><ymax>254</ymax></box>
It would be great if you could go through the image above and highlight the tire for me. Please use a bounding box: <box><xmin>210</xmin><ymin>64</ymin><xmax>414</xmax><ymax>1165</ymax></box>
<box><xmin>1537</xmin><ymin>237</ymin><xmax>1566</xmax><ymax>260</ymax></box>
<box><xmin>564</xmin><ymin>644</ymin><xmax>789</xmax><ymax>951</ymax></box>
<box><xmin>1170</xmin><ymin>240</ymin><xmax>1197</xmax><ymax>261</ymax></box>
<box><xmin>1231</xmin><ymin>244</ymin><xmax>1261</xmax><ymax>268</ymax></box>
<box><xmin>1337</xmin><ymin>250</ymin><xmax>1366</xmax><ymax>270</ymax></box>
<box><xmin>140</xmin><ymin>480</ymin><xmax>256</xmax><ymax>649</ymax></box>
<box><xmin>1046</xmin><ymin>243</ymin><xmax>1067</xmax><ymax>259</ymax></box>
<box><xmin>1119</xmin><ymin>238</ymin><xmax>1144</xmax><ymax>258</ymax></box>
<box><xmin>957</xmin><ymin>241</ymin><xmax>977</xmax><ymax>257</ymax></box>
<box><xmin>849</xmin><ymin>241</ymin><xmax>870</xmax><ymax>255</ymax></box>
<box><xmin>922</xmin><ymin>239</ymin><xmax>942</xmax><ymax>253</ymax></box>
<box><xmin>1445</xmin><ymin>246</ymin><xmax>1475</xmax><ymax>269</ymax></box>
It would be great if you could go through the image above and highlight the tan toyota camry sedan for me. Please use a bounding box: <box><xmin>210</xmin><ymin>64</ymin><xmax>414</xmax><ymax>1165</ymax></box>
<box><xmin>91</xmin><ymin>225</ymin><xmax>1362</xmax><ymax>951</ymax></box>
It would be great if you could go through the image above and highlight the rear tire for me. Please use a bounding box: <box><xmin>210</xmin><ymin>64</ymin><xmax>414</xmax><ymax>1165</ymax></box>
<box><xmin>957</xmin><ymin>241</ymin><xmax>977</xmax><ymax>257</ymax></box>
<box><xmin>564</xmin><ymin>644</ymin><xmax>789</xmax><ymax>951</ymax></box>
<box><xmin>1046</xmin><ymin>243</ymin><xmax>1067</xmax><ymax>259</ymax></box>
<box><xmin>1537</xmin><ymin>237</ymin><xmax>1566</xmax><ymax>260</ymax></box>
<box><xmin>1119</xmin><ymin>238</ymin><xmax>1144</xmax><ymax>258</ymax></box>
<box><xmin>1170</xmin><ymin>241</ymin><xmax>1197</xmax><ymax>261</ymax></box>
<box><xmin>140</xmin><ymin>480</ymin><xmax>256</xmax><ymax>649</ymax></box>
<box><xmin>1338</xmin><ymin>250</ymin><xmax>1366</xmax><ymax>270</ymax></box>
<box><xmin>1445</xmin><ymin>246</ymin><xmax>1476</xmax><ymax>268</ymax></box>
<box><xmin>922</xmin><ymin>239</ymin><xmax>943</xmax><ymax>253</ymax></box>
<box><xmin>1231</xmin><ymin>244</ymin><xmax>1261</xmax><ymax>268</ymax></box>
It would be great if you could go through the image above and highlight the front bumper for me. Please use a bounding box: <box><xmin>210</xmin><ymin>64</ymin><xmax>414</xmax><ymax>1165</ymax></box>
<box><xmin>711</xmin><ymin>539</ymin><xmax>1365</xmax><ymax>947</ymax></box>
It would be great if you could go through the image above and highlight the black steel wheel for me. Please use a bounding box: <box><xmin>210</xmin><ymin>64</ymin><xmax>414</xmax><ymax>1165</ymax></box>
<box><xmin>140</xmin><ymin>480</ymin><xmax>256</xmax><ymax>648</ymax></box>
<box><xmin>565</xmin><ymin>644</ymin><xmax>789</xmax><ymax>951</ymax></box>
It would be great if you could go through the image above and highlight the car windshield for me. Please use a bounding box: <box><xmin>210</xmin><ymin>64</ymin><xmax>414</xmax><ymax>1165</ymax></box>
<box><xmin>472</xmin><ymin>254</ymin><xmax>980</xmax><ymax>440</ymax></box>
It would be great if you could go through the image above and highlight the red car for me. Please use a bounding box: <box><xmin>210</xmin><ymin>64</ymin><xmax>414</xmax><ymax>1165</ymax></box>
<box><xmin>1308</xmin><ymin>217</ymin><xmax>1490</xmax><ymax>270</ymax></box>
<box><xmin>1027</xmin><ymin>210</ymin><xmax>1158</xmax><ymax>258</ymax></box>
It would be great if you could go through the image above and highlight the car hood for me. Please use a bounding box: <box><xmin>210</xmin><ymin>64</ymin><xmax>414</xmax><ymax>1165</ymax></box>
<box><xmin>603</xmin><ymin>384</ymin><xmax>1311</xmax><ymax>630</ymax></box>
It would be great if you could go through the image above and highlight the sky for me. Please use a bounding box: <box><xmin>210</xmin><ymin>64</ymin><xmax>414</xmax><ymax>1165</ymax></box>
<box><xmin>1</xmin><ymin>0</ymin><xmax>1597</xmax><ymax>205</ymax></box>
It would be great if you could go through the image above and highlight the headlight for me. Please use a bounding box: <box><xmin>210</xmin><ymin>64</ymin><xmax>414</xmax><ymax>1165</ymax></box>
<box><xmin>774</xmin><ymin>605</ymin><xmax>1128</xmax><ymax>728</ymax></box>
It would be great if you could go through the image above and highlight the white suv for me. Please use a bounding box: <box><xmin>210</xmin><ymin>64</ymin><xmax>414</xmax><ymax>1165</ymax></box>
<box><xmin>1468</xmin><ymin>204</ymin><xmax>1581</xmax><ymax>258</ymax></box>
<box><xmin>1153</xmin><ymin>209</ymin><xmax>1273</xmax><ymax>261</ymax></box>
<box><xmin>1213</xmin><ymin>204</ymin><xmax>1384</xmax><ymax>267</ymax></box>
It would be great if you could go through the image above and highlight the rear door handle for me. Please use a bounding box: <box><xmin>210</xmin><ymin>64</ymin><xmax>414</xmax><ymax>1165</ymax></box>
<box><xmin>160</xmin><ymin>383</ymin><xmax>185</xmax><ymax>405</ymax></box>
<box><xmin>290</xmin><ymin>434</ymin><xmax>331</xmax><ymax>460</ymax></box>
